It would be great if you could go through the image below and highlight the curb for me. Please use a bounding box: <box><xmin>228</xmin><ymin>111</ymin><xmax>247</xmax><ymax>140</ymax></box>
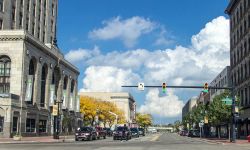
<box><xmin>0</xmin><ymin>139</ymin><xmax>75</xmax><ymax>144</ymax></box>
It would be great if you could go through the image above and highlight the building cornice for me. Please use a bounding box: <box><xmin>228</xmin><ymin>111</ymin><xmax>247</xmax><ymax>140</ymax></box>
<box><xmin>225</xmin><ymin>0</ymin><xmax>240</xmax><ymax>15</ymax></box>
<box><xmin>0</xmin><ymin>30</ymin><xmax>79</xmax><ymax>75</ymax></box>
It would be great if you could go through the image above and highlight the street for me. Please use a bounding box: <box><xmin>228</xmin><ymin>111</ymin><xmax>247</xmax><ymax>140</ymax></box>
<box><xmin>0</xmin><ymin>133</ymin><xmax>248</xmax><ymax>150</ymax></box>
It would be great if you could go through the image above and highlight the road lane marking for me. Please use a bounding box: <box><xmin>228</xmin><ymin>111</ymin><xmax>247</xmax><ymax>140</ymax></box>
<box><xmin>150</xmin><ymin>134</ymin><xmax>162</xmax><ymax>141</ymax></box>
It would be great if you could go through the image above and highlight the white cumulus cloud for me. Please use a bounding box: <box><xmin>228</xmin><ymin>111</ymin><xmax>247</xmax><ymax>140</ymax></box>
<box><xmin>81</xmin><ymin>66</ymin><xmax>140</xmax><ymax>92</ymax></box>
<box><xmin>65</xmin><ymin>46</ymin><xmax>100</xmax><ymax>64</ymax></box>
<box><xmin>66</xmin><ymin>16</ymin><xmax>229</xmax><ymax>118</ymax></box>
<box><xmin>89</xmin><ymin>16</ymin><xmax>156</xmax><ymax>47</ymax></box>
<box><xmin>139</xmin><ymin>89</ymin><xmax>184</xmax><ymax>117</ymax></box>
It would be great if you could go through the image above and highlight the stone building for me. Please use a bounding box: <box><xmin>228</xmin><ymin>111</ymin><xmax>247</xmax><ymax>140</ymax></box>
<box><xmin>0</xmin><ymin>0</ymin><xmax>80</xmax><ymax>138</ymax></box>
<box><xmin>182</xmin><ymin>97</ymin><xmax>197</xmax><ymax>122</ymax></box>
<box><xmin>226</xmin><ymin>0</ymin><xmax>250</xmax><ymax>138</ymax></box>
<box><xmin>79</xmin><ymin>92</ymin><xmax>136</xmax><ymax>124</ymax></box>
<box><xmin>209</xmin><ymin>66</ymin><xmax>231</xmax><ymax>102</ymax></box>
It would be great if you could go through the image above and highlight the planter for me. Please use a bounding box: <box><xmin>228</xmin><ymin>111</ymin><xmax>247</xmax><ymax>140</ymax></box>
<box><xmin>13</xmin><ymin>136</ymin><xmax>22</xmax><ymax>141</ymax></box>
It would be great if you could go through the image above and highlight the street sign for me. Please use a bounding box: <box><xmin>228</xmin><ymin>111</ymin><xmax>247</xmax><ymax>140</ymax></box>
<box><xmin>52</xmin><ymin>105</ymin><xmax>58</xmax><ymax>116</ymax></box>
<box><xmin>222</xmin><ymin>97</ymin><xmax>232</xmax><ymax>105</ymax></box>
<box><xmin>138</xmin><ymin>83</ymin><xmax>144</xmax><ymax>91</ymax></box>
<box><xmin>200</xmin><ymin>120</ymin><xmax>204</xmax><ymax>123</ymax></box>
<box><xmin>204</xmin><ymin>116</ymin><xmax>208</xmax><ymax>124</ymax></box>
<box><xmin>199</xmin><ymin>122</ymin><xmax>204</xmax><ymax>127</ymax></box>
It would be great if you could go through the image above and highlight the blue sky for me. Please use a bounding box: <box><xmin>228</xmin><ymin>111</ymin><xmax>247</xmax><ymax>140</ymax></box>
<box><xmin>57</xmin><ymin>0</ymin><xmax>230</xmax><ymax>124</ymax></box>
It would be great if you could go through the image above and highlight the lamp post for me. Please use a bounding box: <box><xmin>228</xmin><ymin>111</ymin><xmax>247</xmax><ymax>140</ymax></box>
<box><xmin>53</xmin><ymin>97</ymin><xmax>63</xmax><ymax>139</ymax></box>
<box><xmin>108</xmin><ymin>111</ymin><xmax>118</xmax><ymax>125</ymax></box>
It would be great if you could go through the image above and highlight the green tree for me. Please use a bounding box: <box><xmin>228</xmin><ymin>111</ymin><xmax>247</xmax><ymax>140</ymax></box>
<box><xmin>207</xmin><ymin>90</ymin><xmax>231</xmax><ymax>138</ymax></box>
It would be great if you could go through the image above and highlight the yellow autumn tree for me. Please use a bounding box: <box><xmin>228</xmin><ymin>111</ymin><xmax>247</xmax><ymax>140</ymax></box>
<box><xmin>80</xmin><ymin>96</ymin><xmax>126</xmax><ymax>127</ymax></box>
<box><xmin>136</xmin><ymin>113</ymin><xmax>153</xmax><ymax>128</ymax></box>
<box><xmin>80</xmin><ymin>96</ymin><xmax>99</xmax><ymax>126</ymax></box>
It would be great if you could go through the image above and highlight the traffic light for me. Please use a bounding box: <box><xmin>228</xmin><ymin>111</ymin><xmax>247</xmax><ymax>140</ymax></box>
<box><xmin>162</xmin><ymin>82</ymin><xmax>166</xmax><ymax>93</ymax></box>
<box><xmin>203</xmin><ymin>82</ymin><xmax>209</xmax><ymax>93</ymax></box>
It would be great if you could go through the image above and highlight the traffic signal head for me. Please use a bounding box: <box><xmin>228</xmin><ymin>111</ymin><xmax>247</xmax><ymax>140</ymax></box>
<box><xmin>203</xmin><ymin>83</ymin><xmax>208</xmax><ymax>93</ymax></box>
<box><xmin>162</xmin><ymin>82</ymin><xmax>166</xmax><ymax>93</ymax></box>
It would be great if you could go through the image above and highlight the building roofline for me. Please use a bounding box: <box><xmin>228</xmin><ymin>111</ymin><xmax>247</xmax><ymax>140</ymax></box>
<box><xmin>225</xmin><ymin>0</ymin><xmax>240</xmax><ymax>15</ymax></box>
<box><xmin>0</xmin><ymin>30</ymin><xmax>79</xmax><ymax>74</ymax></box>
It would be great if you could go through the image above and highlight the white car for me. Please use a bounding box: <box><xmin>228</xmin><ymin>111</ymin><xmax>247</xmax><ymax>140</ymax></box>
<box><xmin>148</xmin><ymin>128</ymin><xmax>157</xmax><ymax>133</ymax></box>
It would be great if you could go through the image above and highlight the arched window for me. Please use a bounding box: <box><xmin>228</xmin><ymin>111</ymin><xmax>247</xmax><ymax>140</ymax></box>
<box><xmin>27</xmin><ymin>59</ymin><xmax>36</xmax><ymax>104</ymax></box>
<box><xmin>40</xmin><ymin>64</ymin><xmax>47</xmax><ymax>107</ymax></box>
<box><xmin>0</xmin><ymin>56</ymin><xmax>11</xmax><ymax>95</ymax></box>
<box><xmin>70</xmin><ymin>79</ymin><xmax>74</xmax><ymax>93</ymax></box>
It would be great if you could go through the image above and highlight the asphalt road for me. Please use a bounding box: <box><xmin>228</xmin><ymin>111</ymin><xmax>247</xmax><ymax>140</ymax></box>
<box><xmin>0</xmin><ymin>133</ymin><xmax>249</xmax><ymax>150</ymax></box>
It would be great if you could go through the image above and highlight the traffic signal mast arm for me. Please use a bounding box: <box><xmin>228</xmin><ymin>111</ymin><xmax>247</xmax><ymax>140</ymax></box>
<box><xmin>122</xmin><ymin>85</ymin><xmax>233</xmax><ymax>90</ymax></box>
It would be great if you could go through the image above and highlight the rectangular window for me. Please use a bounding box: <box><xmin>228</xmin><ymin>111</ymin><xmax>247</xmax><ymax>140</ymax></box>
<box><xmin>27</xmin><ymin>0</ymin><xmax>30</xmax><ymax>11</ymax></box>
<box><xmin>52</xmin><ymin>3</ymin><xmax>54</xmax><ymax>16</ymax></box>
<box><xmin>0</xmin><ymin>116</ymin><xmax>3</xmax><ymax>132</ymax></box>
<box><xmin>12</xmin><ymin>117</ymin><xmax>18</xmax><ymax>133</ymax></box>
<box><xmin>32</xmin><ymin>22</ymin><xmax>35</xmax><ymax>35</ymax></box>
<box><xmin>20</xmin><ymin>0</ymin><xmax>23</xmax><ymax>7</ymax></box>
<box><xmin>19</xmin><ymin>12</ymin><xmax>22</xmax><ymax>28</ymax></box>
<box><xmin>51</xmin><ymin>20</ymin><xmax>53</xmax><ymax>32</ymax></box>
<box><xmin>0</xmin><ymin>19</ymin><xmax>2</xmax><ymax>30</ymax></box>
<box><xmin>11</xmin><ymin>6</ymin><xmax>16</xmax><ymax>29</ymax></box>
<box><xmin>26</xmin><ymin>118</ymin><xmax>35</xmax><ymax>132</ymax></box>
<box><xmin>38</xmin><ymin>26</ymin><xmax>40</xmax><ymax>38</ymax></box>
<box><xmin>0</xmin><ymin>0</ymin><xmax>3</xmax><ymax>12</ymax></box>
<box><xmin>26</xmin><ymin>17</ymin><xmax>29</xmax><ymax>30</ymax></box>
<box><xmin>39</xmin><ymin>120</ymin><xmax>46</xmax><ymax>133</ymax></box>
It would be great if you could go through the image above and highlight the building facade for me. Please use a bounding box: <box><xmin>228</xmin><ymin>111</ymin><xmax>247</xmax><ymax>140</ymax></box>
<box><xmin>182</xmin><ymin>97</ymin><xmax>197</xmax><ymax>121</ymax></box>
<box><xmin>79</xmin><ymin>92</ymin><xmax>136</xmax><ymax>124</ymax></box>
<box><xmin>209</xmin><ymin>66</ymin><xmax>231</xmax><ymax>102</ymax></box>
<box><xmin>0</xmin><ymin>0</ymin><xmax>57</xmax><ymax>46</ymax></box>
<box><xmin>0</xmin><ymin>0</ymin><xmax>80</xmax><ymax>138</ymax></box>
<box><xmin>226</xmin><ymin>0</ymin><xmax>250</xmax><ymax>138</ymax></box>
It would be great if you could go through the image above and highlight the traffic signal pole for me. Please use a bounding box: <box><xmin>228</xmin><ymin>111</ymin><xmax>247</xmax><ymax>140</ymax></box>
<box><xmin>122</xmin><ymin>84</ymin><xmax>236</xmax><ymax>143</ymax></box>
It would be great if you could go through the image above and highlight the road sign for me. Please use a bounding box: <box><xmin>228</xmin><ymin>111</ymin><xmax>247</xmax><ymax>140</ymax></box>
<box><xmin>200</xmin><ymin>120</ymin><xmax>204</xmax><ymax>123</ymax></box>
<box><xmin>199</xmin><ymin>122</ymin><xmax>204</xmax><ymax>127</ymax></box>
<box><xmin>204</xmin><ymin>116</ymin><xmax>208</xmax><ymax>124</ymax></box>
<box><xmin>222</xmin><ymin>97</ymin><xmax>232</xmax><ymax>105</ymax></box>
<box><xmin>138</xmin><ymin>83</ymin><xmax>144</xmax><ymax>91</ymax></box>
<box><xmin>52</xmin><ymin>105</ymin><xmax>58</xmax><ymax>116</ymax></box>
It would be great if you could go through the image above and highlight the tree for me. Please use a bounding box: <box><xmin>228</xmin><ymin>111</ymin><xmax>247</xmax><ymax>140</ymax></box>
<box><xmin>136</xmin><ymin>113</ymin><xmax>153</xmax><ymax>129</ymax></box>
<box><xmin>80</xmin><ymin>96</ymin><xmax>99</xmax><ymax>126</ymax></box>
<box><xmin>207</xmin><ymin>91</ymin><xmax>232</xmax><ymax>138</ymax></box>
<box><xmin>80</xmin><ymin>96</ymin><xmax>126</xmax><ymax>127</ymax></box>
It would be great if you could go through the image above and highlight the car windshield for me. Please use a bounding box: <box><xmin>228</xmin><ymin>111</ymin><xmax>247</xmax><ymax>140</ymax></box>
<box><xmin>130</xmin><ymin>128</ymin><xmax>138</xmax><ymax>131</ymax></box>
<box><xmin>78</xmin><ymin>127</ymin><xmax>91</xmax><ymax>132</ymax></box>
<box><xmin>116</xmin><ymin>127</ymin><xmax>128</xmax><ymax>131</ymax></box>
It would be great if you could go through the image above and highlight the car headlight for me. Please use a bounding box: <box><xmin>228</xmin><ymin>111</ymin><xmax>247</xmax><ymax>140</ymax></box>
<box><xmin>75</xmin><ymin>133</ymin><xmax>79</xmax><ymax>135</ymax></box>
<box><xmin>85</xmin><ymin>133</ymin><xmax>90</xmax><ymax>135</ymax></box>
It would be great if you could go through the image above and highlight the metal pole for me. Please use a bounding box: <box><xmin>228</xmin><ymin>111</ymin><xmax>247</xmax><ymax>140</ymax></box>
<box><xmin>231</xmin><ymin>88</ymin><xmax>236</xmax><ymax>142</ymax></box>
<box><xmin>57</xmin><ymin>100</ymin><xmax>60</xmax><ymax>139</ymax></box>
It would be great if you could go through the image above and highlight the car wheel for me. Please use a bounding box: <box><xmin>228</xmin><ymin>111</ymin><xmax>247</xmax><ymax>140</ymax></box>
<box><xmin>113</xmin><ymin>137</ymin><xmax>116</xmax><ymax>140</ymax></box>
<box><xmin>104</xmin><ymin>136</ymin><xmax>106</xmax><ymax>139</ymax></box>
<box><xmin>97</xmin><ymin>136</ymin><xmax>100</xmax><ymax>140</ymax></box>
<box><xmin>89</xmin><ymin>136</ymin><xmax>93</xmax><ymax>141</ymax></box>
<box><xmin>75</xmin><ymin>138</ymin><xmax>79</xmax><ymax>141</ymax></box>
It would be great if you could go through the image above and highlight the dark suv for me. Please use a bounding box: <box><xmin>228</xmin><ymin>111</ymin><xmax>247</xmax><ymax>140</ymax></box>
<box><xmin>130</xmin><ymin>128</ymin><xmax>140</xmax><ymax>138</ymax></box>
<box><xmin>138</xmin><ymin>128</ymin><xmax>145</xmax><ymax>136</ymax></box>
<box><xmin>75</xmin><ymin>127</ymin><xmax>97</xmax><ymax>141</ymax></box>
<box><xmin>113</xmin><ymin>126</ymin><xmax>132</xmax><ymax>140</ymax></box>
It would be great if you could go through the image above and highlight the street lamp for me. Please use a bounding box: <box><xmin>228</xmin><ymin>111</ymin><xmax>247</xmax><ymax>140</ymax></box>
<box><xmin>109</xmin><ymin>111</ymin><xmax>118</xmax><ymax>125</ymax></box>
<box><xmin>53</xmin><ymin>96</ymin><xmax>63</xmax><ymax>139</ymax></box>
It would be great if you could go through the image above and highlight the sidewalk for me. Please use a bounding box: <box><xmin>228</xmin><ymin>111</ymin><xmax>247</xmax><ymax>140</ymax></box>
<box><xmin>198</xmin><ymin>137</ymin><xmax>249</xmax><ymax>145</ymax></box>
<box><xmin>0</xmin><ymin>135</ymin><xmax>75</xmax><ymax>144</ymax></box>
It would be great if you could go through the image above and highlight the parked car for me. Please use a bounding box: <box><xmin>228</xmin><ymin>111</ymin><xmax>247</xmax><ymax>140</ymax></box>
<box><xmin>130</xmin><ymin>128</ymin><xmax>140</xmax><ymax>138</ymax></box>
<box><xmin>113</xmin><ymin>126</ymin><xmax>132</xmax><ymax>140</ymax></box>
<box><xmin>95</xmin><ymin>126</ymin><xmax>107</xmax><ymax>139</ymax></box>
<box><xmin>75</xmin><ymin>127</ymin><xmax>97</xmax><ymax>141</ymax></box>
<box><xmin>179</xmin><ymin>130</ymin><xmax>188</xmax><ymax>136</ymax></box>
<box><xmin>148</xmin><ymin>127</ymin><xmax>157</xmax><ymax>133</ymax></box>
<box><xmin>138</xmin><ymin>128</ymin><xmax>145</xmax><ymax>136</ymax></box>
<box><xmin>188</xmin><ymin>129</ymin><xmax>200</xmax><ymax>137</ymax></box>
<box><xmin>103</xmin><ymin>127</ymin><xmax>113</xmax><ymax>136</ymax></box>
